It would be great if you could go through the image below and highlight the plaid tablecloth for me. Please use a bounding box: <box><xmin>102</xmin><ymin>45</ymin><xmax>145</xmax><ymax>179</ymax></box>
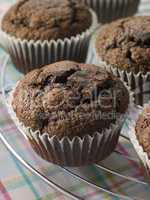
<box><xmin>0</xmin><ymin>1</ymin><xmax>150</xmax><ymax>200</ymax></box>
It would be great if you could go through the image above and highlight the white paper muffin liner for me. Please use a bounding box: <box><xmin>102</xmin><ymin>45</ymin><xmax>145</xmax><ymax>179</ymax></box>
<box><xmin>0</xmin><ymin>9</ymin><xmax>98</xmax><ymax>74</ymax></box>
<box><xmin>81</xmin><ymin>0</ymin><xmax>140</xmax><ymax>23</ymax></box>
<box><xmin>126</xmin><ymin>104</ymin><xmax>150</xmax><ymax>177</ymax></box>
<box><xmin>87</xmin><ymin>30</ymin><xmax>150</xmax><ymax>106</ymax></box>
<box><xmin>6</xmin><ymin>81</ymin><xmax>134</xmax><ymax>167</ymax></box>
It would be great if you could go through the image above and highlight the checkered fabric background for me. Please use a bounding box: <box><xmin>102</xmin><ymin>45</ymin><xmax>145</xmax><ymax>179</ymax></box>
<box><xmin>0</xmin><ymin>0</ymin><xmax>150</xmax><ymax>200</ymax></box>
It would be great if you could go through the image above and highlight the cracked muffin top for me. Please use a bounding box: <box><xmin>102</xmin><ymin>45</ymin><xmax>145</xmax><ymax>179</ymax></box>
<box><xmin>135</xmin><ymin>106</ymin><xmax>150</xmax><ymax>156</ymax></box>
<box><xmin>12</xmin><ymin>61</ymin><xmax>129</xmax><ymax>138</ymax></box>
<box><xmin>2</xmin><ymin>0</ymin><xmax>92</xmax><ymax>41</ymax></box>
<box><xmin>96</xmin><ymin>16</ymin><xmax>150</xmax><ymax>74</ymax></box>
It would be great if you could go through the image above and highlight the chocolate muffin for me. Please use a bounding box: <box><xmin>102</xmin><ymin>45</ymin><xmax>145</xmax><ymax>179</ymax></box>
<box><xmin>96</xmin><ymin>16</ymin><xmax>150</xmax><ymax>74</ymax></box>
<box><xmin>2</xmin><ymin>0</ymin><xmax>92</xmax><ymax>41</ymax></box>
<box><xmin>12</xmin><ymin>60</ymin><xmax>129</xmax><ymax>138</ymax></box>
<box><xmin>1</xmin><ymin>0</ymin><xmax>96</xmax><ymax>74</ymax></box>
<box><xmin>135</xmin><ymin>106</ymin><xmax>150</xmax><ymax>156</ymax></box>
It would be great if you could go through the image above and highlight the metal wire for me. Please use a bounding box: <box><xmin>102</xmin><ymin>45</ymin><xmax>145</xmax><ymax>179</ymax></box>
<box><xmin>95</xmin><ymin>164</ymin><xmax>147</xmax><ymax>185</ymax></box>
<box><xmin>0</xmin><ymin>124</ymin><xmax>147</xmax><ymax>200</ymax></box>
<box><xmin>62</xmin><ymin>167</ymin><xmax>134</xmax><ymax>200</ymax></box>
<box><xmin>114</xmin><ymin>149</ymin><xmax>141</xmax><ymax>163</ymax></box>
<box><xmin>0</xmin><ymin>117</ymin><xmax>136</xmax><ymax>200</ymax></box>
<box><xmin>0</xmin><ymin>130</ymin><xmax>82</xmax><ymax>200</ymax></box>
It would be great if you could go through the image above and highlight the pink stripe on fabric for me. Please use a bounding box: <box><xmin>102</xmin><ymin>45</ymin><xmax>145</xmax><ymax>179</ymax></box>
<box><xmin>118</xmin><ymin>144</ymin><xmax>144</xmax><ymax>177</ymax></box>
<box><xmin>0</xmin><ymin>181</ymin><xmax>11</xmax><ymax>200</ymax></box>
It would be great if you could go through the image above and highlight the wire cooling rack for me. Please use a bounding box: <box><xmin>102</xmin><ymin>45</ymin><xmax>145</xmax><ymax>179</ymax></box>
<box><xmin>0</xmin><ymin>1</ymin><xmax>150</xmax><ymax>199</ymax></box>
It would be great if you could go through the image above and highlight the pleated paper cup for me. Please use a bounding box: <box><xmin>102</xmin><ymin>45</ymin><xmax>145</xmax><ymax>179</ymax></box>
<box><xmin>7</xmin><ymin>81</ymin><xmax>134</xmax><ymax>167</ymax></box>
<box><xmin>81</xmin><ymin>0</ymin><xmax>140</xmax><ymax>23</ymax></box>
<box><xmin>127</xmin><ymin>104</ymin><xmax>150</xmax><ymax>177</ymax></box>
<box><xmin>0</xmin><ymin>9</ymin><xmax>98</xmax><ymax>74</ymax></box>
<box><xmin>8</xmin><ymin>104</ymin><xmax>126</xmax><ymax>167</ymax></box>
<box><xmin>100</xmin><ymin>63</ymin><xmax>150</xmax><ymax>106</ymax></box>
<box><xmin>87</xmin><ymin>30</ymin><xmax>150</xmax><ymax>106</ymax></box>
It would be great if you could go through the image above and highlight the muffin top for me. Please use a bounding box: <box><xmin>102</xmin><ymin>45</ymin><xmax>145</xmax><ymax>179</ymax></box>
<box><xmin>12</xmin><ymin>61</ymin><xmax>129</xmax><ymax>138</ymax></box>
<box><xmin>135</xmin><ymin>106</ymin><xmax>150</xmax><ymax>156</ymax></box>
<box><xmin>2</xmin><ymin>0</ymin><xmax>92</xmax><ymax>41</ymax></box>
<box><xmin>96</xmin><ymin>16</ymin><xmax>150</xmax><ymax>74</ymax></box>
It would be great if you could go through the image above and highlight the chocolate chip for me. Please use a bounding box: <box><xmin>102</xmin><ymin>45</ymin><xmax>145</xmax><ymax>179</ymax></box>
<box><xmin>81</xmin><ymin>98</ymin><xmax>91</xmax><ymax>104</ymax></box>
<box><xmin>106</xmin><ymin>40</ymin><xmax>117</xmax><ymax>50</ymax></box>
<box><xmin>43</xmin><ymin>75</ymin><xmax>53</xmax><ymax>86</ymax></box>
<box><xmin>68</xmin><ymin>95</ymin><xmax>81</xmax><ymax>106</ymax></box>
<box><xmin>13</xmin><ymin>18</ymin><xmax>29</xmax><ymax>27</ymax></box>
<box><xmin>101</xmin><ymin>79</ymin><xmax>115</xmax><ymax>89</ymax></box>
<box><xmin>22</xmin><ymin>18</ymin><xmax>29</xmax><ymax>26</ymax></box>
<box><xmin>42</xmin><ymin>69</ymin><xmax>77</xmax><ymax>88</ymax></box>
<box><xmin>36</xmin><ymin>112</ymin><xmax>49</xmax><ymax>130</ymax></box>
<box><xmin>54</xmin><ymin>17</ymin><xmax>61</xmax><ymax>27</ymax></box>
<box><xmin>126</xmin><ymin>49</ymin><xmax>136</xmax><ymax>64</ymax></box>
<box><xmin>92</xmin><ymin>80</ymin><xmax>115</xmax><ymax>102</ymax></box>
<box><xmin>136</xmin><ymin>32</ymin><xmax>150</xmax><ymax>47</ymax></box>
<box><xmin>12</xmin><ymin>19</ymin><xmax>21</xmax><ymax>25</ymax></box>
<box><xmin>126</xmin><ymin>49</ymin><xmax>132</xmax><ymax>59</ymax></box>
<box><xmin>54</xmin><ymin>69</ymin><xmax>77</xmax><ymax>84</ymax></box>
<box><xmin>69</xmin><ymin>0</ymin><xmax>77</xmax><ymax>23</ymax></box>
